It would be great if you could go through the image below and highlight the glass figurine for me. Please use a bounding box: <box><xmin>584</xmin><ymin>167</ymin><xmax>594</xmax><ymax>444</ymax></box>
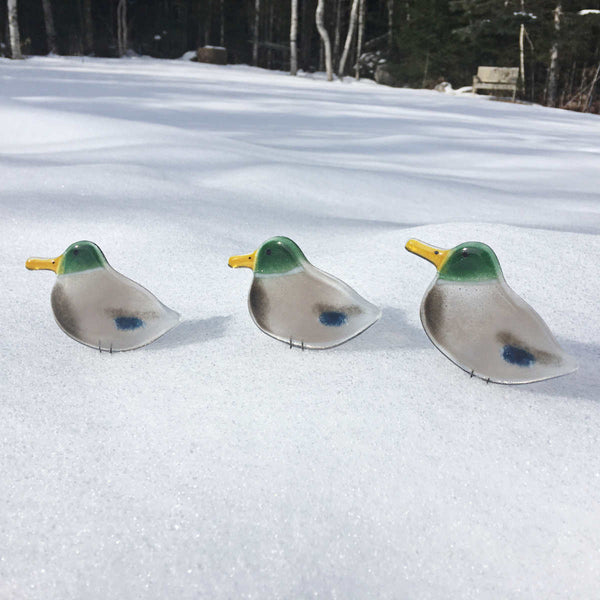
<box><xmin>405</xmin><ymin>239</ymin><xmax>577</xmax><ymax>384</ymax></box>
<box><xmin>228</xmin><ymin>236</ymin><xmax>381</xmax><ymax>349</ymax></box>
<box><xmin>26</xmin><ymin>241</ymin><xmax>180</xmax><ymax>351</ymax></box>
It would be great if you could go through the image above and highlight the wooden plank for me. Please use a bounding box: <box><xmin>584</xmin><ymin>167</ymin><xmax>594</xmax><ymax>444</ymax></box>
<box><xmin>474</xmin><ymin>82</ymin><xmax>517</xmax><ymax>90</ymax></box>
<box><xmin>476</xmin><ymin>66</ymin><xmax>519</xmax><ymax>84</ymax></box>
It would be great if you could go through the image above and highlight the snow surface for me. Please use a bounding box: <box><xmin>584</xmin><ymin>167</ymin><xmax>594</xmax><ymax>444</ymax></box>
<box><xmin>1</xmin><ymin>56</ymin><xmax>600</xmax><ymax>599</ymax></box>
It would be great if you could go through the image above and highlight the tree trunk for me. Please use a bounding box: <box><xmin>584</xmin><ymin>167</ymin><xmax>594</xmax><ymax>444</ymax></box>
<box><xmin>524</xmin><ymin>25</ymin><xmax>535</xmax><ymax>100</ymax></box>
<box><xmin>220</xmin><ymin>0</ymin><xmax>225</xmax><ymax>47</ymax></box>
<box><xmin>333</xmin><ymin>0</ymin><xmax>341</xmax><ymax>66</ymax></box>
<box><xmin>387</xmin><ymin>0</ymin><xmax>393</xmax><ymax>50</ymax></box>
<box><xmin>319</xmin><ymin>39</ymin><xmax>324</xmax><ymax>72</ymax></box>
<box><xmin>7</xmin><ymin>0</ymin><xmax>21</xmax><ymax>59</ymax></box>
<box><xmin>338</xmin><ymin>0</ymin><xmax>359</xmax><ymax>76</ymax></box>
<box><xmin>116</xmin><ymin>0</ymin><xmax>127</xmax><ymax>56</ymax></box>
<box><xmin>267</xmin><ymin>0</ymin><xmax>273</xmax><ymax>68</ymax></box>
<box><xmin>82</xmin><ymin>0</ymin><xmax>94</xmax><ymax>54</ymax></box>
<box><xmin>519</xmin><ymin>23</ymin><xmax>525</xmax><ymax>94</ymax></box>
<box><xmin>41</xmin><ymin>0</ymin><xmax>57</xmax><ymax>54</ymax></box>
<box><xmin>204</xmin><ymin>0</ymin><xmax>212</xmax><ymax>46</ymax></box>
<box><xmin>315</xmin><ymin>0</ymin><xmax>333</xmax><ymax>81</ymax></box>
<box><xmin>355</xmin><ymin>0</ymin><xmax>365</xmax><ymax>79</ymax></box>
<box><xmin>301</xmin><ymin>0</ymin><xmax>310</xmax><ymax>69</ymax></box>
<box><xmin>546</xmin><ymin>2</ymin><xmax>561</xmax><ymax>107</ymax></box>
<box><xmin>253</xmin><ymin>0</ymin><xmax>260</xmax><ymax>66</ymax></box>
<box><xmin>565</xmin><ymin>60</ymin><xmax>575</xmax><ymax>100</ymax></box>
<box><xmin>421</xmin><ymin>50</ymin><xmax>429</xmax><ymax>87</ymax></box>
<box><xmin>585</xmin><ymin>62</ymin><xmax>600</xmax><ymax>112</ymax></box>
<box><xmin>290</xmin><ymin>0</ymin><xmax>298</xmax><ymax>75</ymax></box>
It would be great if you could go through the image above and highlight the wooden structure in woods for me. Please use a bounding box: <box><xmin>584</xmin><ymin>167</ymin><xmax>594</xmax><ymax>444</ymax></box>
<box><xmin>196</xmin><ymin>46</ymin><xmax>227</xmax><ymax>65</ymax></box>
<box><xmin>472</xmin><ymin>66</ymin><xmax>519</xmax><ymax>101</ymax></box>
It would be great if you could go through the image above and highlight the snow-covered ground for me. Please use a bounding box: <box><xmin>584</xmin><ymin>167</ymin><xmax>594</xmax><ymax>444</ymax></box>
<box><xmin>1</xmin><ymin>56</ymin><xmax>599</xmax><ymax>599</ymax></box>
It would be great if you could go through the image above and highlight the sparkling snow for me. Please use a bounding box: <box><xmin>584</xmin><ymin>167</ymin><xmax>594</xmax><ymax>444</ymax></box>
<box><xmin>1</xmin><ymin>56</ymin><xmax>599</xmax><ymax>599</ymax></box>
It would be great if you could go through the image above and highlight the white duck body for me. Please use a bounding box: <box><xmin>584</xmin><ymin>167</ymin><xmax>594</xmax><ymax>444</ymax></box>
<box><xmin>51</xmin><ymin>264</ymin><xmax>180</xmax><ymax>351</ymax></box>
<box><xmin>421</xmin><ymin>275</ymin><xmax>577</xmax><ymax>384</ymax></box>
<box><xmin>248</xmin><ymin>261</ymin><xmax>381</xmax><ymax>349</ymax></box>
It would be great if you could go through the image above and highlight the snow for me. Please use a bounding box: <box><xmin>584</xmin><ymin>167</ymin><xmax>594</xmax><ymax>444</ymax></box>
<box><xmin>179</xmin><ymin>50</ymin><xmax>197</xmax><ymax>61</ymax></box>
<box><xmin>1</xmin><ymin>56</ymin><xmax>600</xmax><ymax>599</ymax></box>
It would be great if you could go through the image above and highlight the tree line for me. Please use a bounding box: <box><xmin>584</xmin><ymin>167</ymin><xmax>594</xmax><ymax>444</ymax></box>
<box><xmin>2</xmin><ymin>0</ymin><xmax>599</xmax><ymax>112</ymax></box>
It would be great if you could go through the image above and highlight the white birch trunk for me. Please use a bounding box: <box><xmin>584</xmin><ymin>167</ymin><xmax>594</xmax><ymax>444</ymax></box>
<box><xmin>7</xmin><ymin>0</ymin><xmax>22</xmax><ymax>59</ymax></box>
<box><xmin>41</xmin><ymin>0</ymin><xmax>57</xmax><ymax>54</ymax></box>
<box><xmin>355</xmin><ymin>0</ymin><xmax>365</xmax><ymax>79</ymax></box>
<box><xmin>547</xmin><ymin>2</ymin><xmax>561</xmax><ymax>107</ymax></box>
<box><xmin>253</xmin><ymin>0</ymin><xmax>260</xmax><ymax>66</ymax></box>
<box><xmin>315</xmin><ymin>0</ymin><xmax>333</xmax><ymax>81</ymax></box>
<box><xmin>290</xmin><ymin>0</ymin><xmax>298</xmax><ymax>75</ymax></box>
<box><xmin>519</xmin><ymin>24</ymin><xmax>525</xmax><ymax>93</ymax></box>
<box><xmin>338</xmin><ymin>0</ymin><xmax>359</xmax><ymax>77</ymax></box>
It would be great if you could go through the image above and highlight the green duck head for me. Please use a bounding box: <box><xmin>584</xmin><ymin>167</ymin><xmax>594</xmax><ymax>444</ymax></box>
<box><xmin>406</xmin><ymin>239</ymin><xmax>503</xmax><ymax>282</ymax></box>
<box><xmin>26</xmin><ymin>241</ymin><xmax>108</xmax><ymax>275</ymax></box>
<box><xmin>228</xmin><ymin>236</ymin><xmax>307</xmax><ymax>275</ymax></box>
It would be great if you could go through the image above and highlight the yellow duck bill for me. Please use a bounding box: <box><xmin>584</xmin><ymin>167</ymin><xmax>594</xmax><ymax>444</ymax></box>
<box><xmin>228</xmin><ymin>250</ymin><xmax>257</xmax><ymax>270</ymax></box>
<box><xmin>26</xmin><ymin>255</ymin><xmax>63</xmax><ymax>273</ymax></box>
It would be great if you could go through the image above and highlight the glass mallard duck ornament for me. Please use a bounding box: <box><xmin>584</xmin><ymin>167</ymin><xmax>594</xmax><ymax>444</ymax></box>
<box><xmin>26</xmin><ymin>241</ymin><xmax>180</xmax><ymax>351</ymax></box>
<box><xmin>405</xmin><ymin>239</ymin><xmax>577</xmax><ymax>384</ymax></box>
<box><xmin>228</xmin><ymin>236</ymin><xmax>381</xmax><ymax>349</ymax></box>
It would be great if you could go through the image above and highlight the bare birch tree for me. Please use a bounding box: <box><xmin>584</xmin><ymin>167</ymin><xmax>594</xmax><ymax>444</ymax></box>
<box><xmin>41</xmin><ymin>0</ymin><xmax>57</xmax><ymax>54</ymax></box>
<box><xmin>253</xmin><ymin>0</ymin><xmax>260</xmax><ymax>66</ymax></box>
<box><xmin>116</xmin><ymin>0</ymin><xmax>127</xmax><ymax>56</ymax></box>
<box><xmin>517</xmin><ymin>0</ymin><xmax>526</xmax><ymax>95</ymax></box>
<box><xmin>338</xmin><ymin>0</ymin><xmax>359</xmax><ymax>77</ymax></box>
<box><xmin>315</xmin><ymin>0</ymin><xmax>333</xmax><ymax>81</ymax></box>
<box><xmin>290</xmin><ymin>0</ymin><xmax>298</xmax><ymax>75</ymax></box>
<box><xmin>519</xmin><ymin>22</ymin><xmax>525</xmax><ymax>92</ymax></box>
<box><xmin>355</xmin><ymin>0</ymin><xmax>365</xmax><ymax>79</ymax></box>
<box><xmin>7</xmin><ymin>0</ymin><xmax>22</xmax><ymax>59</ymax></box>
<box><xmin>547</xmin><ymin>2</ymin><xmax>562</xmax><ymax>107</ymax></box>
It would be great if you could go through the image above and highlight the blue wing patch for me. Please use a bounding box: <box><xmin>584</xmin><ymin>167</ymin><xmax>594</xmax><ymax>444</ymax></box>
<box><xmin>319</xmin><ymin>311</ymin><xmax>347</xmax><ymax>327</ymax></box>
<box><xmin>114</xmin><ymin>316</ymin><xmax>144</xmax><ymax>330</ymax></box>
<box><xmin>502</xmin><ymin>344</ymin><xmax>535</xmax><ymax>367</ymax></box>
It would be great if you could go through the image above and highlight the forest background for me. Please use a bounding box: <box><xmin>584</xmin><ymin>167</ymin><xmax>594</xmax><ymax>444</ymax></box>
<box><xmin>2</xmin><ymin>0</ymin><xmax>600</xmax><ymax>113</ymax></box>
